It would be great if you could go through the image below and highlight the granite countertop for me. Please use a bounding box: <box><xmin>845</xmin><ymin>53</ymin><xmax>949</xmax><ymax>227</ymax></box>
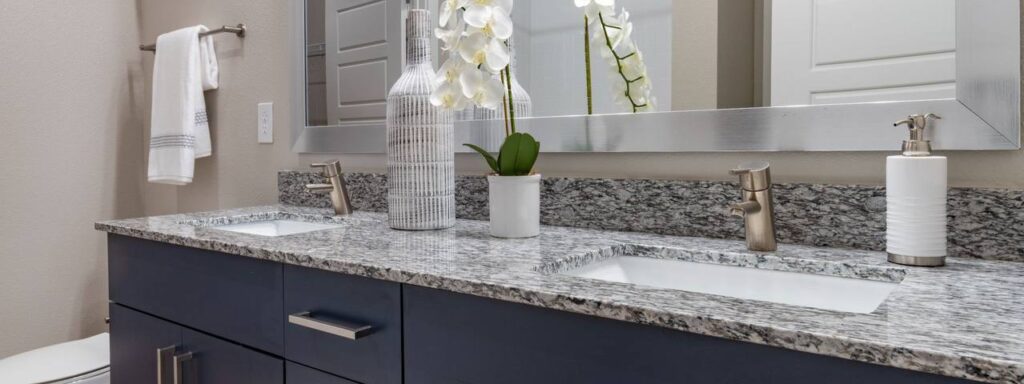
<box><xmin>96</xmin><ymin>205</ymin><xmax>1024</xmax><ymax>383</ymax></box>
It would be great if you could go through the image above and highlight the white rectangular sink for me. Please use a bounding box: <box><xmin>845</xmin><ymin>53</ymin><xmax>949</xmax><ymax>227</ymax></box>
<box><xmin>212</xmin><ymin>220</ymin><xmax>343</xmax><ymax>237</ymax></box>
<box><xmin>562</xmin><ymin>255</ymin><xmax>900</xmax><ymax>314</ymax></box>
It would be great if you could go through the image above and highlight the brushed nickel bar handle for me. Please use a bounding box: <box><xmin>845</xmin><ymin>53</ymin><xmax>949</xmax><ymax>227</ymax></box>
<box><xmin>173</xmin><ymin>352</ymin><xmax>193</xmax><ymax>384</ymax></box>
<box><xmin>288</xmin><ymin>311</ymin><xmax>372</xmax><ymax>340</ymax></box>
<box><xmin>156</xmin><ymin>345</ymin><xmax>176</xmax><ymax>384</ymax></box>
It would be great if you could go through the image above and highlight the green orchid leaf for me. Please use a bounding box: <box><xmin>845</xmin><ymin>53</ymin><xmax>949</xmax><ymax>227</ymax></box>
<box><xmin>463</xmin><ymin>143</ymin><xmax>500</xmax><ymax>174</ymax></box>
<box><xmin>498</xmin><ymin>133</ymin><xmax>540</xmax><ymax>176</ymax></box>
<box><xmin>514</xmin><ymin>133</ymin><xmax>539</xmax><ymax>175</ymax></box>
<box><xmin>497</xmin><ymin>134</ymin><xmax>523</xmax><ymax>175</ymax></box>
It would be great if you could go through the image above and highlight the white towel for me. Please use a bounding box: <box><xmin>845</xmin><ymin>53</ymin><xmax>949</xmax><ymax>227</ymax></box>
<box><xmin>147</xmin><ymin>25</ymin><xmax>219</xmax><ymax>185</ymax></box>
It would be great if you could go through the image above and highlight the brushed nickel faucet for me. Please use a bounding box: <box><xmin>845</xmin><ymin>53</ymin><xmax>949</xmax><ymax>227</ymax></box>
<box><xmin>729</xmin><ymin>161</ymin><xmax>777</xmax><ymax>252</ymax></box>
<box><xmin>306</xmin><ymin>160</ymin><xmax>353</xmax><ymax>216</ymax></box>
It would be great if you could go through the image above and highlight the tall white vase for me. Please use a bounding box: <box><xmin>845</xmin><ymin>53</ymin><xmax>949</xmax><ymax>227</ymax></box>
<box><xmin>386</xmin><ymin>9</ymin><xmax>455</xmax><ymax>230</ymax></box>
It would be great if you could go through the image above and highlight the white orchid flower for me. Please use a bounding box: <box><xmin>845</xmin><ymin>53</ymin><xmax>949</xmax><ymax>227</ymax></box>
<box><xmin>431</xmin><ymin>0</ymin><xmax>518</xmax><ymax>112</ymax></box>
<box><xmin>459</xmin><ymin>67</ymin><xmax>505</xmax><ymax>110</ymax></box>
<box><xmin>430</xmin><ymin>82</ymin><xmax>471</xmax><ymax>110</ymax></box>
<box><xmin>464</xmin><ymin>0</ymin><xmax>513</xmax><ymax>26</ymax></box>
<box><xmin>605</xmin><ymin>10</ymin><xmax>633</xmax><ymax>49</ymax></box>
<box><xmin>575</xmin><ymin>0</ymin><xmax>615</xmax><ymax>22</ymax></box>
<box><xmin>436</xmin><ymin>56</ymin><xmax>469</xmax><ymax>87</ymax></box>
<box><xmin>458</xmin><ymin>32</ymin><xmax>510</xmax><ymax>73</ymax></box>
<box><xmin>612</xmin><ymin>78</ymin><xmax>649</xmax><ymax>108</ymax></box>
<box><xmin>464</xmin><ymin>5</ymin><xmax>513</xmax><ymax>40</ymax></box>
<box><xmin>609</xmin><ymin>59</ymin><xmax>651</xmax><ymax>111</ymax></box>
<box><xmin>617</xmin><ymin>50</ymin><xmax>646</xmax><ymax>80</ymax></box>
<box><xmin>439</xmin><ymin>0</ymin><xmax>469</xmax><ymax>27</ymax></box>
<box><xmin>435</xmin><ymin>17</ymin><xmax>465</xmax><ymax>51</ymax></box>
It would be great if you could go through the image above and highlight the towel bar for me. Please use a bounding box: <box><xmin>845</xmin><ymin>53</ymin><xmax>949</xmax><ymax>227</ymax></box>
<box><xmin>140</xmin><ymin>24</ymin><xmax>246</xmax><ymax>52</ymax></box>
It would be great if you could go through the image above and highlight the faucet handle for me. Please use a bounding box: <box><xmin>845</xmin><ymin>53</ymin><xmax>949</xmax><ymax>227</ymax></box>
<box><xmin>730</xmin><ymin>161</ymin><xmax>771</xmax><ymax>191</ymax></box>
<box><xmin>729</xmin><ymin>201</ymin><xmax>761</xmax><ymax>217</ymax></box>
<box><xmin>311</xmin><ymin>160</ymin><xmax>343</xmax><ymax>177</ymax></box>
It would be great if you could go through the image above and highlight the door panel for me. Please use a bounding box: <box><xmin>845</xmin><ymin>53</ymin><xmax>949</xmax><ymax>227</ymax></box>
<box><xmin>181</xmin><ymin>328</ymin><xmax>284</xmax><ymax>384</ymax></box>
<box><xmin>109</xmin><ymin>304</ymin><xmax>181</xmax><ymax>384</ymax></box>
<box><xmin>324</xmin><ymin>0</ymin><xmax>402</xmax><ymax>125</ymax></box>
<box><xmin>769</xmin><ymin>0</ymin><xmax>956</xmax><ymax>106</ymax></box>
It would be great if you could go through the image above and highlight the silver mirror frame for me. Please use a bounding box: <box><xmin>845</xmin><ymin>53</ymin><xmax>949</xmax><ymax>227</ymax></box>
<box><xmin>292</xmin><ymin>0</ymin><xmax>1020</xmax><ymax>153</ymax></box>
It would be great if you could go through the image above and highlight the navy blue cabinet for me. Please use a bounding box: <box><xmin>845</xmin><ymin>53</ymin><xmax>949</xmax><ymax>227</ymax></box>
<box><xmin>109</xmin><ymin>304</ymin><xmax>283</xmax><ymax>384</ymax></box>
<box><xmin>107</xmin><ymin>235</ymin><xmax>975</xmax><ymax>384</ymax></box>
<box><xmin>403</xmin><ymin>285</ymin><xmax>974</xmax><ymax>384</ymax></box>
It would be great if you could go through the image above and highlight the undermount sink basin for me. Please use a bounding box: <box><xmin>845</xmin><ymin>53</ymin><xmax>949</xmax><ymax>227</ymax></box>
<box><xmin>212</xmin><ymin>220</ymin><xmax>343</xmax><ymax>237</ymax></box>
<box><xmin>556</xmin><ymin>246</ymin><xmax>903</xmax><ymax>314</ymax></box>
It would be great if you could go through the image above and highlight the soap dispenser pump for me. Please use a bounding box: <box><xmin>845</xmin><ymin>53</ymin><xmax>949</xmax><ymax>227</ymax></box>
<box><xmin>886</xmin><ymin>113</ymin><xmax>947</xmax><ymax>267</ymax></box>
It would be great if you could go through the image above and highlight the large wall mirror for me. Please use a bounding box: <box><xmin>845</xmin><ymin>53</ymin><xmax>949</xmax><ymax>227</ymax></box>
<box><xmin>291</xmin><ymin>0</ymin><xmax>1020</xmax><ymax>153</ymax></box>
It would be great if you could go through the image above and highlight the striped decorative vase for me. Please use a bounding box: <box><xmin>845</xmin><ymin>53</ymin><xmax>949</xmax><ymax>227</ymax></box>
<box><xmin>386</xmin><ymin>9</ymin><xmax>455</xmax><ymax>230</ymax></box>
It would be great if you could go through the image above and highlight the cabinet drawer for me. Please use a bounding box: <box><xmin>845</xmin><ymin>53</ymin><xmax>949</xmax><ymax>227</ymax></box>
<box><xmin>287</xmin><ymin>362</ymin><xmax>359</xmax><ymax>384</ymax></box>
<box><xmin>284</xmin><ymin>265</ymin><xmax>402</xmax><ymax>384</ymax></box>
<box><xmin>108</xmin><ymin>235</ymin><xmax>284</xmax><ymax>354</ymax></box>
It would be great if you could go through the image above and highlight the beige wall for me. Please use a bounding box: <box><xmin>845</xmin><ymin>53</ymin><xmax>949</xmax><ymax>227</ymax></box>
<box><xmin>137</xmin><ymin>0</ymin><xmax>304</xmax><ymax>214</ymax></box>
<box><xmin>671</xmin><ymin>0</ymin><xmax>759</xmax><ymax>110</ymax></box>
<box><xmin>0</xmin><ymin>1</ymin><xmax>145</xmax><ymax>357</ymax></box>
<box><xmin>673</xmin><ymin>1</ymin><xmax>719</xmax><ymax>110</ymax></box>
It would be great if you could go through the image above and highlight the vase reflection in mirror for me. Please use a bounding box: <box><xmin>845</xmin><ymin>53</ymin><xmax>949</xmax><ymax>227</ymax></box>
<box><xmin>470</xmin><ymin>36</ymin><xmax>533</xmax><ymax>152</ymax></box>
<box><xmin>386</xmin><ymin>7</ymin><xmax>456</xmax><ymax>230</ymax></box>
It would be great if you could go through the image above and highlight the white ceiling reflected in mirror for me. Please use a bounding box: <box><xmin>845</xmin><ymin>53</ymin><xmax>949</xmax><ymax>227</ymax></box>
<box><xmin>291</xmin><ymin>0</ymin><xmax>1019</xmax><ymax>153</ymax></box>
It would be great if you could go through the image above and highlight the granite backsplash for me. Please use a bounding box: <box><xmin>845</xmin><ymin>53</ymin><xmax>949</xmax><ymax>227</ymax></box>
<box><xmin>280</xmin><ymin>171</ymin><xmax>1024</xmax><ymax>262</ymax></box>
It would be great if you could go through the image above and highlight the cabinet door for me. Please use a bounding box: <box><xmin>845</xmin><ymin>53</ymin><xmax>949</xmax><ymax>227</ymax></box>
<box><xmin>404</xmin><ymin>286</ymin><xmax>973</xmax><ymax>384</ymax></box>
<box><xmin>110</xmin><ymin>304</ymin><xmax>284</xmax><ymax>384</ymax></box>
<box><xmin>286</xmin><ymin>362</ymin><xmax>359</xmax><ymax>384</ymax></box>
<box><xmin>181</xmin><ymin>328</ymin><xmax>284</xmax><ymax>384</ymax></box>
<box><xmin>110</xmin><ymin>304</ymin><xmax>181</xmax><ymax>384</ymax></box>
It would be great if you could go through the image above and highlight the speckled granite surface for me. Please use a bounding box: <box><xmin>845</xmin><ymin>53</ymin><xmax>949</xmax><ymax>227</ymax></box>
<box><xmin>280</xmin><ymin>171</ymin><xmax>1024</xmax><ymax>262</ymax></box>
<box><xmin>97</xmin><ymin>206</ymin><xmax>1024</xmax><ymax>383</ymax></box>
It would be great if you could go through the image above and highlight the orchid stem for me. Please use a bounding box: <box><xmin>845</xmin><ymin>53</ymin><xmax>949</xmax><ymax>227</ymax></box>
<box><xmin>584</xmin><ymin>15</ymin><xmax>593</xmax><ymax>115</ymax></box>
<box><xmin>504</xmin><ymin>67</ymin><xmax>516</xmax><ymax>135</ymax></box>
<box><xmin>598</xmin><ymin>13</ymin><xmax>646</xmax><ymax>112</ymax></box>
<box><xmin>500</xmin><ymin>71</ymin><xmax>510</xmax><ymax>138</ymax></box>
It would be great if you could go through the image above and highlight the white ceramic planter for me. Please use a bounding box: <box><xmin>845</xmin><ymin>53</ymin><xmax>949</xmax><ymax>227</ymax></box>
<box><xmin>487</xmin><ymin>174</ymin><xmax>541</xmax><ymax>238</ymax></box>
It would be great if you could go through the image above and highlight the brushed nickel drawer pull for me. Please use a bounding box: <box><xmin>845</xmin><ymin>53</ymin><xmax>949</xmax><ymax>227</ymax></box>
<box><xmin>156</xmin><ymin>345</ymin><xmax>176</xmax><ymax>384</ymax></box>
<box><xmin>288</xmin><ymin>311</ymin><xmax>372</xmax><ymax>340</ymax></box>
<box><xmin>173</xmin><ymin>352</ymin><xmax>193</xmax><ymax>384</ymax></box>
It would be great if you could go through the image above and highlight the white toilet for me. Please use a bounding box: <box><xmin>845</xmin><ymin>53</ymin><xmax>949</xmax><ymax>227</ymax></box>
<box><xmin>0</xmin><ymin>333</ymin><xmax>110</xmax><ymax>384</ymax></box>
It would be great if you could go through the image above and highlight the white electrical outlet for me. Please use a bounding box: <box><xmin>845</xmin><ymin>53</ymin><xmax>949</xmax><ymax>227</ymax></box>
<box><xmin>258</xmin><ymin>102</ymin><xmax>274</xmax><ymax>144</ymax></box>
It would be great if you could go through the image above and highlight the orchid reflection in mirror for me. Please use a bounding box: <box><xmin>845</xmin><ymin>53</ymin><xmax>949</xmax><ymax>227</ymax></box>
<box><xmin>577</xmin><ymin>0</ymin><xmax>655</xmax><ymax>114</ymax></box>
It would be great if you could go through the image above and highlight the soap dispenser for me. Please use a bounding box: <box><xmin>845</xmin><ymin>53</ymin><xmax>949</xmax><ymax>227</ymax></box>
<box><xmin>886</xmin><ymin>113</ymin><xmax>947</xmax><ymax>267</ymax></box>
